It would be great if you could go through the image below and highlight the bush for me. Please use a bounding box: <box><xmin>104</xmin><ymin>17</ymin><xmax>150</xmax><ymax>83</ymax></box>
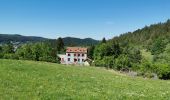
<box><xmin>139</xmin><ymin>61</ymin><xmax>153</xmax><ymax>73</ymax></box>
<box><xmin>114</xmin><ymin>55</ymin><xmax>131</xmax><ymax>70</ymax></box>
<box><xmin>3</xmin><ymin>53</ymin><xmax>19</xmax><ymax>60</ymax></box>
<box><xmin>153</xmin><ymin>63</ymin><xmax>170</xmax><ymax>80</ymax></box>
<box><xmin>0</xmin><ymin>53</ymin><xmax>4</xmax><ymax>58</ymax></box>
<box><xmin>102</xmin><ymin>56</ymin><xmax>114</xmax><ymax>69</ymax></box>
<box><xmin>144</xmin><ymin>72</ymin><xmax>155</xmax><ymax>78</ymax></box>
<box><xmin>39</xmin><ymin>56</ymin><xmax>59</xmax><ymax>63</ymax></box>
<box><xmin>137</xmin><ymin>72</ymin><xmax>155</xmax><ymax>79</ymax></box>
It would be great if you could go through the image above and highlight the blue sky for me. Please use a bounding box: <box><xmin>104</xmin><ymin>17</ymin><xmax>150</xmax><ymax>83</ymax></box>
<box><xmin>0</xmin><ymin>0</ymin><xmax>170</xmax><ymax>40</ymax></box>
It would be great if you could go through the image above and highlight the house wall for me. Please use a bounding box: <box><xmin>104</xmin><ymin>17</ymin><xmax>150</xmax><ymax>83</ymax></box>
<box><xmin>57</xmin><ymin>54</ymin><xmax>67</xmax><ymax>64</ymax></box>
<box><xmin>66</xmin><ymin>52</ymin><xmax>87</xmax><ymax>65</ymax></box>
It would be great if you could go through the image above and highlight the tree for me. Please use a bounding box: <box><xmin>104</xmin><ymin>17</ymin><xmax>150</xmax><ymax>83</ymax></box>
<box><xmin>151</xmin><ymin>38</ymin><xmax>166</xmax><ymax>55</ymax></box>
<box><xmin>88</xmin><ymin>45</ymin><xmax>95</xmax><ymax>59</ymax></box>
<box><xmin>101</xmin><ymin>37</ymin><xmax>106</xmax><ymax>43</ymax></box>
<box><xmin>3</xmin><ymin>42</ymin><xmax>14</xmax><ymax>54</ymax></box>
<box><xmin>102</xmin><ymin>56</ymin><xmax>114</xmax><ymax>69</ymax></box>
<box><xmin>0</xmin><ymin>46</ymin><xmax>3</xmax><ymax>58</ymax></box>
<box><xmin>16</xmin><ymin>42</ymin><xmax>59</xmax><ymax>63</ymax></box>
<box><xmin>111</xmin><ymin>42</ymin><xmax>121</xmax><ymax>58</ymax></box>
<box><xmin>32</xmin><ymin>43</ymin><xmax>45</xmax><ymax>61</ymax></box>
<box><xmin>56</xmin><ymin>37</ymin><xmax>64</xmax><ymax>53</ymax></box>
<box><xmin>154</xmin><ymin>43</ymin><xmax>170</xmax><ymax>63</ymax></box>
<box><xmin>0</xmin><ymin>46</ymin><xmax>2</xmax><ymax>52</ymax></box>
<box><xmin>127</xmin><ymin>48</ymin><xmax>142</xmax><ymax>64</ymax></box>
<box><xmin>114</xmin><ymin>54</ymin><xmax>131</xmax><ymax>70</ymax></box>
<box><xmin>93</xmin><ymin>43</ymin><xmax>112</xmax><ymax>60</ymax></box>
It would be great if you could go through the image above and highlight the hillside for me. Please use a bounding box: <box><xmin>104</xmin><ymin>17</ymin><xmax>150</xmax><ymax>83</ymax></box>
<box><xmin>0</xmin><ymin>34</ymin><xmax>99</xmax><ymax>46</ymax></box>
<box><xmin>110</xmin><ymin>20</ymin><xmax>170</xmax><ymax>48</ymax></box>
<box><xmin>0</xmin><ymin>59</ymin><xmax>170</xmax><ymax>99</ymax></box>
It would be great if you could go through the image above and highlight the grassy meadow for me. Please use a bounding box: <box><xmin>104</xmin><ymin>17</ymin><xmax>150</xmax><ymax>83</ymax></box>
<box><xmin>0</xmin><ymin>59</ymin><xmax>170</xmax><ymax>100</ymax></box>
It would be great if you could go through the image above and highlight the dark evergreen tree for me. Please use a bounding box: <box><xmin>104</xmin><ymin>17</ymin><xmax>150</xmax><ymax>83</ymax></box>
<box><xmin>151</xmin><ymin>38</ymin><xmax>166</xmax><ymax>55</ymax></box>
<box><xmin>0</xmin><ymin>46</ymin><xmax>3</xmax><ymax>58</ymax></box>
<box><xmin>0</xmin><ymin>46</ymin><xmax>2</xmax><ymax>52</ymax></box>
<box><xmin>56</xmin><ymin>37</ymin><xmax>64</xmax><ymax>53</ymax></box>
<box><xmin>88</xmin><ymin>45</ymin><xmax>95</xmax><ymax>59</ymax></box>
<box><xmin>111</xmin><ymin>42</ymin><xmax>121</xmax><ymax>58</ymax></box>
<box><xmin>101</xmin><ymin>37</ymin><xmax>106</xmax><ymax>43</ymax></box>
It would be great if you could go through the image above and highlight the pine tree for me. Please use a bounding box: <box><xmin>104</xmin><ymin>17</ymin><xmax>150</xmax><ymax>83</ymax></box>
<box><xmin>88</xmin><ymin>45</ymin><xmax>95</xmax><ymax>59</ymax></box>
<box><xmin>56</xmin><ymin>37</ymin><xmax>64</xmax><ymax>53</ymax></box>
<box><xmin>101</xmin><ymin>37</ymin><xmax>106</xmax><ymax>43</ymax></box>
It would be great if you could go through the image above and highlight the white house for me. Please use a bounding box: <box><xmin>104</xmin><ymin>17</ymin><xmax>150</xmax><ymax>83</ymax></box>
<box><xmin>58</xmin><ymin>47</ymin><xmax>88</xmax><ymax>65</ymax></box>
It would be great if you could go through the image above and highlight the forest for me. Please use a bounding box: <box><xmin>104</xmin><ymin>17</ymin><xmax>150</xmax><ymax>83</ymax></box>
<box><xmin>93</xmin><ymin>20</ymin><xmax>170</xmax><ymax>80</ymax></box>
<box><xmin>1</xmin><ymin>20</ymin><xmax>170</xmax><ymax>79</ymax></box>
<box><xmin>0</xmin><ymin>38</ymin><xmax>65</xmax><ymax>63</ymax></box>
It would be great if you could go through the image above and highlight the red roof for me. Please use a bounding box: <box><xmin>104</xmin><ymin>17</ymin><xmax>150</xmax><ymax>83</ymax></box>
<box><xmin>66</xmin><ymin>47</ymin><xmax>87</xmax><ymax>53</ymax></box>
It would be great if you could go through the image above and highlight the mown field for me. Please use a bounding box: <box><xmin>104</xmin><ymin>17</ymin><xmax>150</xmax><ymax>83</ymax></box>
<box><xmin>0</xmin><ymin>59</ymin><xmax>170</xmax><ymax>100</ymax></box>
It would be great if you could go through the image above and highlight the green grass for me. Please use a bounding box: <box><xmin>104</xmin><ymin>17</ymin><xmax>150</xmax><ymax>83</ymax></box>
<box><xmin>0</xmin><ymin>59</ymin><xmax>170</xmax><ymax>100</ymax></box>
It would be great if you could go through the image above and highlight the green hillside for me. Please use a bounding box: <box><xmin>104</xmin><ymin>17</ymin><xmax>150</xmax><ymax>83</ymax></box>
<box><xmin>93</xmin><ymin>20</ymin><xmax>170</xmax><ymax>80</ymax></box>
<box><xmin>110</xmin><ymin>20</ymin><xmax>170</xmax><ymax>47</ymax></box>
<box><xmin>0</xmin><ymin>59</ymin><xmax>170</xmax><ymax>99</ymax></box>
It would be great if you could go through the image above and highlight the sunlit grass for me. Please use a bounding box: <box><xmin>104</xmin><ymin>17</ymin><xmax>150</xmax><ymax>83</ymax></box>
<box><xmin>0</xmin><ymin>59</ymin><xmax>170</xmax><ymax>99</ymax></box>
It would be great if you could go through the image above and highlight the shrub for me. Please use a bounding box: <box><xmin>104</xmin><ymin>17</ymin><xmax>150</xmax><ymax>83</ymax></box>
<box><xmin>3</xmin><ymin>53</ymin><xmax>19</xmax><ymax>60</ymax></box>
<box><xmin>153</xmin><ymin>63</ymin><xmax>170</xmax><ymax>80</ymax></box>
<box><xmin>114</xmin><ymin>55</ymin><xmax>131</xmax><ymax>70</ymax></box>
<box><xmin>0</xmin><ymin>53</ymin><xmax>4</xmax><ymax>58</ymax></box>
<box><xmin>139</xmin><ymin>61</ymin><xmax>153</xmax><ymax>73</ymax></box>
<box><xmin>102</xmin><ymin>56</ymin><xmax>114</xmax><ymax>69</ymax></box>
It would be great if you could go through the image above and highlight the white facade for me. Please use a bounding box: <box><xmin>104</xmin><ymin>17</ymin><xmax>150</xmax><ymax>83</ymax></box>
<box><xmin>65</xmin><ymin>53</ymin><xmax>87</xmax><ymax>65</ymax></box>
<box><xmin>58</xmin><ymin>53</ymin><xmax>87</xmax><ymax>65</ymax></box>
<box><xmin>58</xmin><ymin>47</ymin><xmax>88</xmax><ymax>65</ymax></box>
<box><xmin>57</xmin><ymin>54</ymin><xmax>67</xmax><ymax>64</ymax></box>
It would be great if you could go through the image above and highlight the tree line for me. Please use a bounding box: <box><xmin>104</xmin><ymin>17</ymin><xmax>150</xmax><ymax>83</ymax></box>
<box><xmin>0</xmin><ymin>37</ymin><xmax>65</xmax><ymax>63</ymax></box>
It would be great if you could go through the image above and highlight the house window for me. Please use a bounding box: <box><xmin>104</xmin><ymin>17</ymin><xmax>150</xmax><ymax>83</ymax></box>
<box><xmin>82</xmin><ymin>59</ymin><xmax>84</xmax><ymax>62</ymax></box>
<box><xmin>68</xmin><ymin>53</ymin><xmax>70</xmax><ymax>56</ymax></box>
<box><xmin>74</xmin><ymin>54</ymin><xmax>76</xmax><ymax>56</ymax></box>
<box><xmin>78</xmin><ymin>54</ymin><xmax>80</xmax><ymax>57</ymax></box>
<box><xmin>74</xmin><ymin>59</ymin><xmax>77</xmax><ymax>62</ymax></box>
<box><xmin>78</xmin><ymin>59</ymin><xmax>80</xmax><ymax>62</ymax></box>
<box><xmin>68</xmin><ymin>58</ymin><xmax>70</xmax><ymax>61</ymax></box>
<box><xmin>82</xmin><ymin>54</ymin><xmax>84</xmax><ymax>57</ymax></box>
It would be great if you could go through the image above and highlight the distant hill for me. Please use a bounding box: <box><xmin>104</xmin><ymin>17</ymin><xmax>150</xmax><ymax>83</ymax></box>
<box><xmin>0</xmin><ymin>34</ymin><xmax>99</xmax><ymax>46</ymax></box>
<box><xmin>62</xmin><ymin>37</ymin><xmax>99</xmax><ymax>46</ymax></box>
<box><xmin>110</xmin><ymin>19</ymin><xmax>170</xmax><ymax>48</ymax></box>
<box><xmin>0</xmin><ymin>34</ymin><xmax>47</xmax><ymax>43</ymax></box>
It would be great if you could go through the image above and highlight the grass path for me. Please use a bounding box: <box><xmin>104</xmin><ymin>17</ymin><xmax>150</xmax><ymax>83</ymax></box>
<box><xmin>0</xmin><ymin>59</ymin><xmax>170</xmax><ymax>100</ymax></box>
